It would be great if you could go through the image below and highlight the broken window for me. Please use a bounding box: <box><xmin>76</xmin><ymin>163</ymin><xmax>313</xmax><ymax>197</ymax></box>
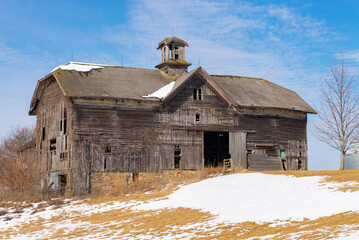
<box><xmin>60</xmin><ymin>106</ymin><xmax>67</xmax><ymax>135</ymax></box>
<box><xmin>193</xmin><ymin>88</ymin><xmax>203</xmax><ymax>101</ymax></box>
<box><xmin>174</xmin><ymin>145</ymin><xmax>181</xmax><ymax>169</ymax></box>
<box><xmin>41</xmin><ymin>127</ymin><xmax>46</xmax><ymax>141</ymax></box>
<box><xmin>49</xmin><ymin>138</ymin><xmax>57</xmax><ymax>153</ymax></box>
<box><xmin>64</xmin><ymin>136</ymin><xmax>67</xmax><ymax>151</ymax></box>
<box><xmin>105</xmin><ymin>145</ymin><xmax>112</xmax><ymax>153</ymax></box>
<box><xmin>195</xmin><ymin>113</ymin><xmax>201</xmax><ymax>122</ymax></box>
<box><xmin>198</xmin><ymin>88</ymin><xmax>202</xmax><ymax>100</ymax></box>
<box><xmin>132</xmin><ymin>172</ymin><xmax>139</xmax><ymax>182</ymax></box>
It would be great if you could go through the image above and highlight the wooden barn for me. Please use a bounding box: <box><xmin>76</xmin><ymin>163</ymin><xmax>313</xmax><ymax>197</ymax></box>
<box><xmin>28</xmin><ymin>37</ymin><xmax>316</xmax><ymax>195</ymax></box>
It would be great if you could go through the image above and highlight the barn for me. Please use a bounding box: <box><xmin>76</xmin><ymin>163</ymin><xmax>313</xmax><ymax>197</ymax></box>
<box><xmin>28</xmin><ymin>37</ymin><xmax>316</xmax><ymax>195</ymax></box>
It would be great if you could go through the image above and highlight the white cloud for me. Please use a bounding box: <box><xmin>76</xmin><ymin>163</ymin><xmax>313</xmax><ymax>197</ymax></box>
<box><xmin>102</xmin><ymin>0</ymin><xmax>334</xmax><ymax>102</ymax></box>
<box><xmin>340</xmin><ymin>50</ymin><xmax>359</xmax><ymax>62</ymax></box>
<box><xmin>0</xmin><ymin>42</ymin><xmax>25</xmax><ymax>64</ymax></box>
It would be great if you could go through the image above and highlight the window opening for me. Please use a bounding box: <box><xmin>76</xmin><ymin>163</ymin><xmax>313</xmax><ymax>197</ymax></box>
<box><xmin>195</xmin><ymin>113</ymin><xmax>201</xmax><ymax>122</ymax></box>
<box><xmin>174</xmin><ymin>47</ymin><xmax>179</xmax><ymax>60</ymax></box>
<box><xmin>198</xmin><ymin>88</ymin><xmax>202</xmax><ymax>100</ymax></box>
<box><xmin>193</xmin><ymin>88</ymin><xmax>203</xmax><ymax>100</ymax></box>
<box><xmin>49</xmin><ymin>138</ymin><xmax>57</xmax><ymax>152</ymax></box>
<box><xmin>193</xmin><ymin>88</ymin><xmax>197</xmax><ymax>100</ymax></box>
<box><xmin>41</xmin><ymin>127</ymin><xmax>46</xmax><ymax>141</ymax></box>
<box><xmin>64</xmin><ymin>136</ymin><xmax>68</xmax><ymax>151</ymax></box>
<box><xmin>105</xmin><ymin>145</ymin><xmax>111</xmax><ymax>153</ymax></box>
<box><xmin>132</xmin><ymin>172</ymin><xmax>139</xmax><ymax>182</ymax></box>
<box><xmin>174</xmin><ymin>145</ymin><xmax>181</xmax><ymax>169</ymax></box>
<box><xmin>298</xmin><ymin>159</ymin><xmax>303</xmax><ymax>170</ymax></box>
<box><xmin>104</xmin><ymin>158</ymin><xmax>107</xmax><ymax>170</ymax></box>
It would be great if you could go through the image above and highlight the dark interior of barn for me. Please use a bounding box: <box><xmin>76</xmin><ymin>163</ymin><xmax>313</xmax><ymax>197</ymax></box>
<box><xmin>204</xmin><ymin>132</ymin><xmax>229</xmax><ymax>167</ymax></box>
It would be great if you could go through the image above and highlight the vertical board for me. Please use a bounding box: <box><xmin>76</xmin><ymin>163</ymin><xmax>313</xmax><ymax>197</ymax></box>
<box><xmin>229</xmin><ymin>132</ymin><xmax>247</xmax><ymax>169</ymax></box>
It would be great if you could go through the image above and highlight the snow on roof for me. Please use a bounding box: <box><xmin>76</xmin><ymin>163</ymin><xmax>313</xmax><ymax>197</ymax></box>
<box><xmin>142</xmin><ymin>81</ymin><xmax>175</xmax><ymax>99</ymax></box>
<box><xmin>51</xmin><ymin>62</ymin><xmax>105</xmax><ymax>72</ymax></box>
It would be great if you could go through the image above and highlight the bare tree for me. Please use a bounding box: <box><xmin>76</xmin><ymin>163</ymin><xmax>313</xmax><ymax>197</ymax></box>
<box><xmin>0</xmin><ymin>126</ymin><xmax>37</xmax><ymax>191</ymax></box>
<box><xmin>315</xmin><ymin>59</ymin><xmax>359</xmax><ymax>170</ymax></box>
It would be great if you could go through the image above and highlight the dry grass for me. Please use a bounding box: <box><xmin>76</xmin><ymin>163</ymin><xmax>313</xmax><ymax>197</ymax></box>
<box><xmin>2</xmin><ymin>169</ymin><xmax>359</xmax><ymax>239</ymax></box>
<box><xmin>87</xmin><ymin>166</ymin><xmax>227</xmax><ymax>203</ymax></box>
<box><xmin>262</xmin><ymin>170</ymin><xmax>359</xmax><ymax>192</ymax></box>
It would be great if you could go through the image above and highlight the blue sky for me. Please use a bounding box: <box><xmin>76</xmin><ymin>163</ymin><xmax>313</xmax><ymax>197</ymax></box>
<box><xmin>1</xmin><ymin>0</ymin><xmax>359</xmax><ymax>170</ymax></box>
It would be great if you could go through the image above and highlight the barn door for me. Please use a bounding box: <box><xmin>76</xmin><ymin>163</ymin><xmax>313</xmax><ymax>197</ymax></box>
<box><xmin>229</xmin><ymin>132</ymin><xmax>247</xmax><ymax>169</ymax></box>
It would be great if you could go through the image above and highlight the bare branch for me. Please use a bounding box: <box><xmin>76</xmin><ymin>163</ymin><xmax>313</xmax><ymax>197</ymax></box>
<box><xmin>314</xmin><ymin>58</ymin><xmax>359</xmax><ymax>169</ymax></box>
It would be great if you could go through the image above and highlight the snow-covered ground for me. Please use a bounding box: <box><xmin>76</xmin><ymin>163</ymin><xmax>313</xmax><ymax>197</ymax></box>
<box><xmin>1</xmin><ymin>172</ymin><xmax>359</xmax><ymax>239</ymax></box>
<box><xmin>137</xmin><ymin>173</ymin><xmax>359</xmax><ymax>223</ymax></box>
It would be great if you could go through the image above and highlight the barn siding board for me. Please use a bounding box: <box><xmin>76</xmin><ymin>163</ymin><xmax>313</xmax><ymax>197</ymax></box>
<box><xmin>229</xmin><ymin>132</ymin><xmax>247</xmax><ymax>169</ymax></box>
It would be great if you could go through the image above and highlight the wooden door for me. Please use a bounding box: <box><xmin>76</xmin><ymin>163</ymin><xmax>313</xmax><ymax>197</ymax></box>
<box><xmin>229</xmin><ymin>132</ymin><xmax>247</xmax><ymax>169</ymax></box>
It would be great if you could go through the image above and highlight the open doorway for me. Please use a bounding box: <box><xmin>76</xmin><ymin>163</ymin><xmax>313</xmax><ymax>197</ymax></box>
<box><xmin>204</xmin><ymin>132</ymin><xmax>229</xmax><ymax>167</ymax></box>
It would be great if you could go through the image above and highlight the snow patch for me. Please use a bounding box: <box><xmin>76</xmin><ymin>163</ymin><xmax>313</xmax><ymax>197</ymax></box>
<box><xmin>135</xmin><ymin>173</ymin><xmax>359</xmax><ymax>224</ymax></box>
<box><xmin>51</xmin><ymin>62</ymin><xmax>105</xmax><ymax>72</ymax></box>
<box><xmin>142</xmin><ymin>81</ymin><xmax>175</xmax><ymax>99</ymax></box>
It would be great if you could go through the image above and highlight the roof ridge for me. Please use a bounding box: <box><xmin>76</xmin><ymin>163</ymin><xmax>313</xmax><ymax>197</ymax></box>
<box><xmin>59</xmin><ymin>62</ymin><xmax>162</xmax><ymax>72</ymax></box>
<box><xmin>211</xmin><ymin>74</ymin><xmax>264</xmax><ymax>81</ymax></box>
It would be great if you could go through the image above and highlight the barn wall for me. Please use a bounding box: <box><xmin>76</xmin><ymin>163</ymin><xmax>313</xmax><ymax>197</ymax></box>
<box><xmin>34</xmin><ymin>75</ymin><xmax>310</xmax><ymax>195</ymax></box>
<box><xmin>35</xmin><ymin>77</ymin><xmax>74</xmax><ymax>194</ymax></box>
<box><xmin>236</xmin><ymin>113</ymin><xmax>308</xmax><ymax>170</ymax></box>
<box><xmin>157</xmin><ymin>77</ymin><xmax>237</xmax><ymax>170</ymax></box>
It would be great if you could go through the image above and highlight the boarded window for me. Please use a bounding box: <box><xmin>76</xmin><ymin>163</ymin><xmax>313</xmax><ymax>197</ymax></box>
<box><xmin>174</xmin><ymin>145</ymin><xmax>181</xmax><ymax>169</ymax></box>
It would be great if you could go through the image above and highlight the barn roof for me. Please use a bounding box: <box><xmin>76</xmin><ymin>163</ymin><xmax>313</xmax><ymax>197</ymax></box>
<box><xmin>210</xmin><ymin>75</ymin><xmax>316</xmax><ymax>113</ymax></box>
<box><xmin>29</xmin><ymin>62</ymin><xmax>316</xmax><ymax>114</ymax></box>
<box><xmin>157</xmin><ymin>36</ymin><xmax>189</xmax><ymax>49</ymax></box>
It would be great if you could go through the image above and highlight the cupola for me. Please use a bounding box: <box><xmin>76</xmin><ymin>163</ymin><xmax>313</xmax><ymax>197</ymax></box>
<box><xmin>155</xmin><ymin>36</ymin><xmax>192</xmax><ymax>76</ymax></box>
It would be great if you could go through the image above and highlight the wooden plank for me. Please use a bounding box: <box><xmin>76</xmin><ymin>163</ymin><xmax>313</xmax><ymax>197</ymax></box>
<box><xmin>229</xmin><ymin>131</ymin><xmax>247</xmax><ymax>169</ymax></box>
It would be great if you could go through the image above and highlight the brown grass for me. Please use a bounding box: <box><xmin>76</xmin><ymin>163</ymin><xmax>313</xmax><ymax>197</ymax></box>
<box><xmin>262</xmin><ymin>170</ymin><xmax>359</xmax><ymax>192</ymax></box>
<box><xmin>2</xmin><ymin>169</ymin><xmax>359</xmax><ymax>239</ymax></box>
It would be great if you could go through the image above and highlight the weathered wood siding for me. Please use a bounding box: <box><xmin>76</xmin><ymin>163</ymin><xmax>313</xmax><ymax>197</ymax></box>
<box><xmin>33</xmin><ymin>75</ymin><xmax>310</xmax><ymax>194</ymax></box>
<box><xmin>158</xmin><ymin>77</ymin><xmax>236</xmax><ymax>170</ymax></box>
<box><xmin>35</xmin><ymin>77</ymin><xmax>74</xmax><ymax>193</ymax></box>
<box><xmin>229</xmin><ymin>132</ymin><xmax>247</xmax><ymax>168</ymax></box>
<box><xmin>235</xmin><ymin>113</ymin><xmax>308</xmax><ymax>170</ymax></box>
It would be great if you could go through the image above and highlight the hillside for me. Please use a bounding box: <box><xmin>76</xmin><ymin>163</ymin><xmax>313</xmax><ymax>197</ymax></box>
<box><xmin>1</xmin><ymin>171</ymin><xmax>359</xmax><ymax>239</ymax></box>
